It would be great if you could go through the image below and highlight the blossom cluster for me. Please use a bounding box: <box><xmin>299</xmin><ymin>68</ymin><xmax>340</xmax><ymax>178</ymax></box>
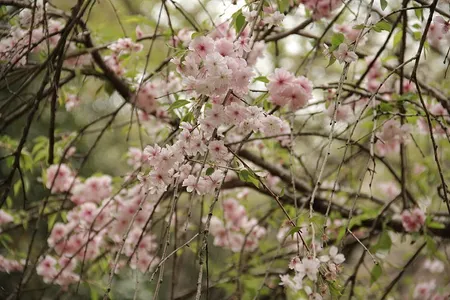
<box><xmin>134</xmin><ymin>72</ymin><xmax>181</xmax><ymax>115</ymax></box>
<box><xmin>0</xmin><ymin>3</ymin><xmax>90</xmax><ymax>68</ymax></box>
<box><xmin>267</xmin><ymin>68</ymin><xmax>313</xmax><ymax>110</ymax></box>
<box><xmin>206</xmin><ymin>198</ymin><xmax>266</xmax><ymax>252</ymax></box>
<box><xmin>428</xmin><ymin>16</ymin><xmax>450</xmax><ymax>47</ymax></box>
<box><xmin>0</xmin><ymin>209</ymin><xmax>14</xmax><ymax>226</ymax></box>
<box><xmin>0</xmin><ymin>255</ymin><xmax>23</xmax><ymax>273</ymax></box>
<box><xmin>104</xmin><ymin>36</ymin><xmax>143</xmax><ymax>76</ymax></box>
<box><xmin>173</xmin><ymin>33</ymin><xmax>258</xmax><ymax>99</ymax></box>
<box><xmin>279</xmin><ymin>246</ymin><xmax>345</xmax><ymax>298</ymax></box>
<box><xmin>300</xmin><ymin>0</ymin><xmax>343</xmax><ymax>19</ymax></box>
<box><xmin>418</xmin><ymin>102</ymin><xmax>450</xmax><ymax>136</ymax></box>
<box><xmin>243</xmin><ymin>6</ymin><xmax>285</xmax><ymax>28</ymax></box>
<box><xmin>375</xmin><ymin>119</ymin><xmax>411</xmax><ymax>156</ymax></box>
<box><xmin>40</xmin><ymin>163</ymin><xmax>161</xmax><ymax>288</ymax></box>
<box><xmin>400</xmin><ymin>208</ymin><xmax>425</xmax><ymax>233</ymax></box>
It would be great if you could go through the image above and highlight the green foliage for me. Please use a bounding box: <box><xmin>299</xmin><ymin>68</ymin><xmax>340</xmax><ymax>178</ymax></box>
<box><xmin>232</xmin><ymin>9</ymin><xmax>246</xmax><ymax>33</ymax></box>
<box><xmin>371</xmin><ymin>229</ymin><xmax>392</xmax><ymax>253</ymax></box>
<box><xmin>330</xmin><ymin>33</ymin><xmax>345</xmax><ymax>52</ymax></box>
<box><xmin>373</xmin><ymin>21</ymin><xmax>392</xmax><ymax>32</ymax></box>
<box><xmin>253</xmin><ymin>76</ymin><xmax>269</xmax><ymax>83</ymax></box>
<box><xmin>278</xmin><ymin>0</ymin><xmax>291</xmax><ymax>13</ymax></box>
<box><xmin>370</xmin><ymin>264</ymin><xmax>382</xmax><ymax>285</ymax></box>
<box><xmin>168</xmin><ymin>99</ymin><xmax>190</xmax><ymax>112</ymax></box>
<box><xmin>238</xmin><ymin>169</ymin><xmax>260</xmax><ymax>188</ymax></box>
<box><xmin>205</xmin><ymin>167</ymin><xmax>214</xmax><ymax>176</ymax></box>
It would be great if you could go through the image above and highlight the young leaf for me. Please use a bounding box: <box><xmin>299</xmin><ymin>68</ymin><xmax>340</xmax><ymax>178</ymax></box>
<box><xmin>393</xmin><ymin>30</ymin><xmax>403</xmax><ymax>47</ymax></box>
<box><xmin>370</xmin><ymin>264</ymin><xmax>382</xmax><ymax>285</ymax></box>
<box><xmin>374</xmin><ymin>21</ymin><xmax>392</xmax><ymax>32</ymax></box>
<box><xmin>205</xmin><ymin>167</ymin><xmax>214</xmax><ymax>176</ymax></box>
<box><xmin>233</xmin><ymin>10</ymin><xmax>246</xmax><ymax>33</ymax></box>
<box><xmin>380</xmin><ymin>0</ymin><xmax>388</xmax><ymax>10</ymax></box>
<box><xmin>253</xmin><ymin>76</ymin><xmax>269</xmax><ymax>83</ymax></box>
<box><xmin>286</xmin><ymin>226</ymin><xmax>302</xmax><ymax>237</ymax></box>
<box><xmin>168</xmin><ymin>99</ymin><xmax>190</xmax><ymax>112</ymax></box>
<box><xmin>330</xmin><ymin>33</ymin><xmax>345</xmax><ymax>51</ymax></box>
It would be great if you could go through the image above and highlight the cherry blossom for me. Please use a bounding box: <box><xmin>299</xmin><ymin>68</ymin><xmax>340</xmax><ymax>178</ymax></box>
<box><xmin>333</xmin><ymin>43</ymin><xmax>358</xmax><ymax>64</ymax></box>
<box><xmin>414</xmin><ymin>280</ymin><xmax>437</xmax><ymax>299</ymax></box>
<box><xmin>0</xmin><ymin>255</ymin><xmax>23</xmax><ymax>273</ymax></box>
<box><xmin>45</xmin><ymin>164</ymin><xmax>75</xmax><ymax>193</ymax></box>
<box><xmin>108</xmin><ymin>38</ymin><xmax>143</xmax><ymax>54</ymax></box>
<box><xmin>267</xmin><ymin>68</ymin><xmax>313</xmax><ymax>110</ymax></box>
<box><xmin>0</xmin><ymin>210</ymin><xmax>14</xmax><ymax>225</ymax></box>
<box><xmin>300</xmin><ymin>0</ymin><xmax>343</xmax><ymax>19</ymax></box>
<box><xmin>423</xmin><ymin>259</ymin><xmax>445</xmax><ymax>274</ymax></box>
<box><xmin>375</xmin><ymin>120</ymin><xmax>411</xmax><ymax>156</ymax></box>
<box><xmin>319</xmin><ymin>246</ymin><xmax>345</xmax><ymax>264</ymax></box>
<box><xmin>401</xmin><ymin>208</ymin><xmax>425</xmax><ymax>232</ymax></box>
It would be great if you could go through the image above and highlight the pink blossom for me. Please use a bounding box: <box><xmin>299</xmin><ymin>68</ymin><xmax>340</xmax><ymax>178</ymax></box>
<box><xmin>333</xmin><ymin>43</ymin><xmax>358</xmax><ymax>64</ymax></box>
<box><xmin>423</xmin><ymin>259</ymin><xmax>445</xmax><ymax>274</ymax></box>
<box><xmin>36</xmin><ymin>256</ymin><xmax>58</xmax><ymax>283</ymax></box>
<box><xmin>300</xmin><ymin>0</ymin><xmax>342</xmax><ymax>19</ymax></box>
<box><xmin>375</xmin><ymin>120</ymin><xmax>410</xmax><ymax>156</ymax></box>
<box><xmin>279</xmin><ymin>274</ymin><xmax>302</xmax><ymax>292</ymax></box>
<box><xmin>401</xmin><ymin>208</ymin><xmax>425</xmax><ymax>232</ymax></box>
<box><xmin>268</xmin><ymin>69</ymin><xmax>313</xmax><ymax>110</ymax></box>
<box><xmin>46</xmin><ymin>164</ymin><xmax>75</xmax><ymax>193</ymax></box>
<box><xmin>189</xmin><ymin>36</ymin><xmax>215</xmax><ymax>58</ymax></box>
<box><xmin>208</xmin><ymin>140</ymin><xmax>231</xmax><ymax>162</ymax></box>
<box><xmin>108</xmin><ymin>38</ymin><xmax>143</xmax><ymax>53</ymax></box>
<box><xmin>0</xmin><ymin>255</ymin><xmax>23</xmax><ymax>273</ymax></box>
<box><xmin>434</xmin><ymin>16</ymin><xmax>450</xmax><ymax>36</ymax></box>
<box><xmin>182</xmin><ymin>175</ymin><xmax>207</xmax><ymax>195</ymax></box>
<box><xmin>379</xmin><ymin>182</ymin><xmax>400</xmax><ymax>200</ymax></box>
<box><xmin>0</xmin><ymin>210</ymin><xmax>14</xmax><ymax>225</ymax></box>
<box><xmin>327</xmin><ymin>102</ymin><xmax>352</xmax><ymax>122</ymax></box>
<box><xmin>263</xmin><ymin>11</ymin><xmax>285</xmax><ymax>28</ymax></box>
<box><xmin>334</xmin><ymin>24</ymin><xmax>363</xmax><ymax>43</ymax></box>
<box><xmin>414</xmin><ymin>280</ymin><xmax>437</xmax><ymax>299</ymax></box>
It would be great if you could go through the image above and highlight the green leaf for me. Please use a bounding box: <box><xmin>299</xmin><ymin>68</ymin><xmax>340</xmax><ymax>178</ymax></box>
<box><xmin>330</xmin><ymin>33</ymin><xmax>345</xmax><ymax>51</ymax></box>
<box><xmin>237</xmin><ymin>169</ymin><xmax>260</xmax><ymax>188</ymax></box>
<box><xmin>353</xmin><ymin>24</ymin><xmax>366</xmax><ymax>30</ymax></box>
<box><xmin>393</xmin><ymin>30</ymin><xmax>403</xmax><ymax>47</ymax></box>
<box><xmin>90</xmin><ymin>284</ymin><xmax>99</xmax><ymax>300</ymax></box>
<box><xmin>278</xmin><ymin>0</ymin><xmax>290</xmax><ymax>13</ymax></box>
<box><xmin>205</xmin><ymin>167</ymin><xmax>214</xmax><ymax>176</ymax></box>
<box><xmin>232</xmin><ymin>9</ymin><xmax>246</xmax><ymax>33</ymax></box>
<box><xmin>427</xmin><ymin>221</ymin><xmax>445</xmax><ymax>229</ymax></box>
<box><xmin>372</xmin><ymin>230</ymin><xmax>392</xmax><ymax>252</ymax></box>
<box><xmin>426</xmin><ymin>236</ymin><xmax>437</xmax><ymax>254</ymax></box>
<box><xmin>47</xmin><ymin>213</ymin><xmax>58</xmax><ymax>231</ymax></box>
<box><xmin>253</xmin><ymin>92</ymin><xmax>268</xmax><ymax>105</ymax></box>
<box><xmin>413</xmin><ymin>31</ymin><xmax>421</xmax><ymax>41</ymax></box>
<box><xmin>104</xmin><ymin>82</ymin><xmax>115</xmax><ymax>96</ymax></box>
<box><xmin>414</xmin><ymin>5</ymin><xmax>423</xmax><ymax>20</ymax></box>
<box><xmin>238</xmin><ymin>169</ymin><xmax>250</xmax><ymax>181</ymax></box>
<box><xmin>168</xmin><ymin>99</ymin><xmax>190</xmax><ymax>112</ymax></box>
<box><xmin>370</xmin><ymin>264</ymin><xmax>382</xmax><ymax>285</ymax></box>
<box><xmin>380</xmin><ymin>0</ymin><xmax>388</xmax><ymax>10</ymax></box>
<box><xmin>326</xmin><ymin>56</ymin><xmax>336</xmax><ymax>68</ymax></box>
<box><xmin>253</xmin><ymin>76</ymin><xmax>269</xmax><ymax>83</ymax></box>
<box><xmin>279</xmin><ymin>187</ymin><xmax>285</xmax><ymax>197</ymax></box>
<box><xmin>6</xmin><ymin>197</ymin><xmax>12</xmax><ymax>209</ymax></box>
<box><xmin>182</xmin><ymin>112</ymin><xmax>194</xmax><ymax>123</ymax></box>
<box><xmin>191</xmin><ymin>31</ymin><xmax>205</xmax><ymax>39</ymax></box>
<box><xmin>13</xmin><ymin>180</ymin><xmax>21</xmax><ymax>196</ymax></box>
<box><xmin>374</xmin><ymin>21</ymin><xmax>392</xmax><ymax>32</ymax></box>
<box><xmin>286</xmin><ymin>226</ymin><xmax>302</xmax><ymax>237</ymax></box>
